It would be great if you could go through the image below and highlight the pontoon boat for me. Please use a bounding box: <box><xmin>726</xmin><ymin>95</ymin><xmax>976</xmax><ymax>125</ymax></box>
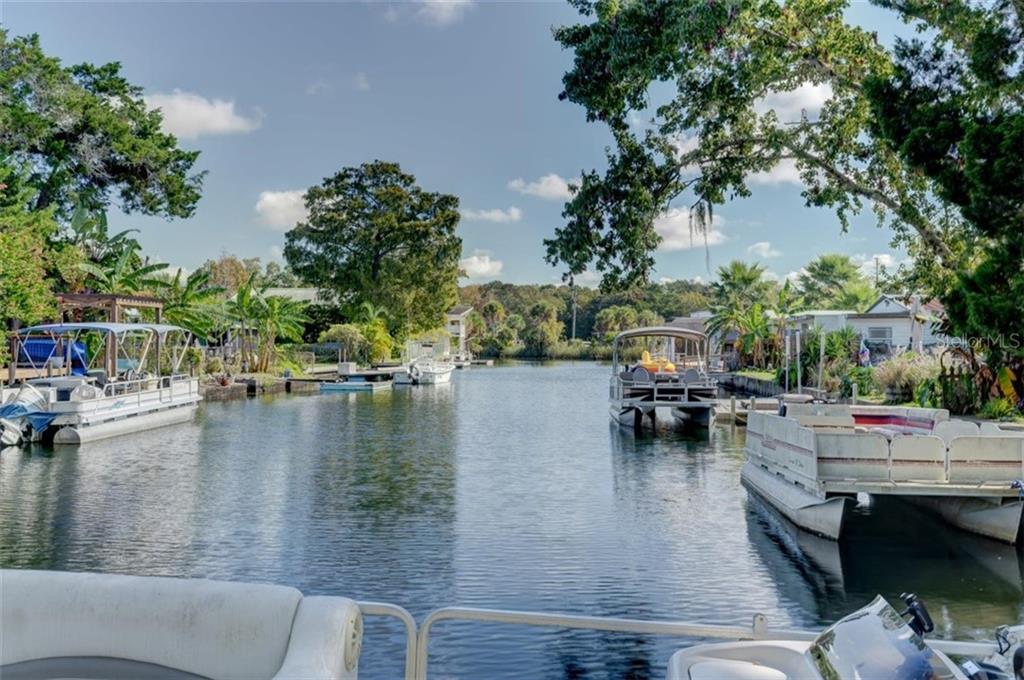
<box><xmin>609</xmin><ymin>327</ymin><xmax>718</xmax><ymax>431</ymax></box>
<box><xmin>1</xmin><ymin>323</ymin><xmax>201</xmax><ymax>446</ymax></box>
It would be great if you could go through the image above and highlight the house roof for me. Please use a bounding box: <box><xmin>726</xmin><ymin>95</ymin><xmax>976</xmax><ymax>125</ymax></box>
<box><xmin>447</xmin><ymin>305</ymin><xmax>473</xmax><ymax>317</ymax></box>
<box><xmin>264</xmin><ymin>287</ymin><xmax>322</xmax><ymax>303</ymax></box>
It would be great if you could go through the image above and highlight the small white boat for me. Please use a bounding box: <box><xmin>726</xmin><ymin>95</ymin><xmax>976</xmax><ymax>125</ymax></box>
<box><xmin>407</xmin><ymin>357</ymin><xmax>454</xmax><ymax>385</ymax></box>
<box><xmin>2</xmin><ymin>323</ymin><xmax>201</xmax><ymax>446</ymax></box>
<box><xmin>609</xmin><ymin>326</ymin><xmax>718</xmax><ymax>431</ymax></box>
<box><xmin>320</xmin><ymin>377</ymin><xmax>392</xmax><ymax>393</ymax></box>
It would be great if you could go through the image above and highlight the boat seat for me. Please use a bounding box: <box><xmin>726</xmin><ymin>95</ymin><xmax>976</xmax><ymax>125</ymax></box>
<box><xmin>933</xmin><ymin>419</ymin><xmax>980</xmax><ymax>446</ymax></box>
<box><xmin>630</xmin><ymin>367</ymin><xmax>653</xmax><ymax>383</ymax></box>
<box><xmin>980</xmin><ymin>422</ymin><xmax>1024</xmax><ymax>437</ymax></box>
<box><xmin>681</xmin><ymin>368</ymin><xmax>701</xmax><ymax>383</ymax></box>
<box><xmin>0</xmin><ymin>656</ymin><xmax>210</xmax><ymax>680</ymax></box>
<box><xmin>794</xmin><ymin>415</ymin><xmax>856</xmax><ymax>430</ymax></box>
<box><xmin>0</xmin><ymin>570</ymin><xmax>363</xmax><ymax>680</ymax></box>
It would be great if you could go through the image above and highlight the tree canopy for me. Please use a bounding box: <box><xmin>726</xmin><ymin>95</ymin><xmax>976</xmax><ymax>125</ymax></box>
<box><xmin>284</xmin><ymin>161</ymin><xmax>462</xmax><ymax>339</ymax></box>
<box><xmin>0</xmin><ymin>30</ymin><xmax>204</xmax><ymax>220</ymax></box>
<box><xmin>864</xmin><ymin>0</ymin><xmax>1023</xmax><ymax>363</ymax></box>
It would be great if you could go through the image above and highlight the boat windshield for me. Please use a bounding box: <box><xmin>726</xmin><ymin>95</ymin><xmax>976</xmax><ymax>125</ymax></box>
<box><xmin>806</xmin><ymin>596</ymin><xmax>955</xmax><ymax>680</ymax></box>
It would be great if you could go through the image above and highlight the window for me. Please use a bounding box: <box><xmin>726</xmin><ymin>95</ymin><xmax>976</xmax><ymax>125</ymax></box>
<box><xmin>867</xmin><ymin>327</ymin><xmax>892</xmax><ymax>344</ymax></box>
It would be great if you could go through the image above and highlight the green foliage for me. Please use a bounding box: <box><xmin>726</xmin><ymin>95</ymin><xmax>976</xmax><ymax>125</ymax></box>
<box><xmin>159</xmin><ymin>269</ymin><xmax>225</xmax><ymax>337</ymax></box>
<box><xmin>978</xmin><ymin>397</ymin><xmax>1020</xmax><ymax>422</ymax></box>
<box><xmin>0</xmin><ymin>161</ymin><xmax>59</xmax><ymax>325</ymax></box>
<box><xmin>360</xmin><ymin>318</ymin><xmax>394</xmax><ymax>365</ymax></box>
<box><xmin>865</xmin><ymin>0</ymin><xmax>1024</xmax><ymax>369</ymax></box>
<box><xmin>547</xmin><ymin>0</ymin><xmax>962</xmax><ymax>289</ymax></box>
<box><xmin>0</xmin><ymin>30</ymin><xmax>203</xmax><ymax>220</ymax></box>
<box><xmin>798</xmin><ymin>255</ymin><xmax>874</xmax><ymax>310</ymax></box>
<box><xmin>284</xmin><ymin>161</ymin><xmax>461</xmax><ymax>339</ymax></box>
<box><xmin>78</xmin><ymin>239</ymin><xmax>169</xmax><ymax>294</ymax></box>
<box><xmin>318</xmin><ymin>324</ymin><xmax>367</xmax><ymax>364</ymax></box>
<box><xmin>841</xmin><ymin>367</ymin><xmax>874</xmax><ymax>399</ymax></box>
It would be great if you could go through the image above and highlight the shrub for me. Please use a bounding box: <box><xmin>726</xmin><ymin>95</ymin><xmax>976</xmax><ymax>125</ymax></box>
<box><xmin>873</xmin><ymin>353</ymin><xmax>940</xmax><ymax>403</ymax></box>
<box><xmin>204</xmin><ymin>356</ymin><xmax>224</xmax><ymax>375</ymax></box>
<box><xmin>840</xmin><ymin>366</ymin><xmax>874</xmax><ymax>399</ymax></box>
<box><xmin>978</xmin><ymin>397</ymin><xmax>1020</xmax><ymax>421</ymax></box>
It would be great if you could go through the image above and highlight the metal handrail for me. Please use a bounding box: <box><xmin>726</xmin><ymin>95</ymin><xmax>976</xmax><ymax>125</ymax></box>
<box><xmin>357</xmin><ymin>601</ymin><xmax>417</xmax><ymax>680</ymax></box>
<box><xmin>412</xmin><ymin>606</ymin><xmax>998</xmax><ymax>679</ymax></box>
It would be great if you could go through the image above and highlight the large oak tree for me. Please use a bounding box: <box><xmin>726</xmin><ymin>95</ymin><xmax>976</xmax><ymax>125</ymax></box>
<box><xmin>284</xmin><ymin>161</ymin><xmax>462</xmax><ymax>338</ymax></box>
<box><xmin>0</xmin><ymin>30</ymin><xmax>204</xmax><ymax>220</ymax></box>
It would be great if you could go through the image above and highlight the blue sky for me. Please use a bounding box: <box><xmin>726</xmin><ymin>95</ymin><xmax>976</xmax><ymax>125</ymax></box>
<box><xmin>3</xmin><ymin>0</ymin><xmax>909</xmax><ymax>286</ymax></box>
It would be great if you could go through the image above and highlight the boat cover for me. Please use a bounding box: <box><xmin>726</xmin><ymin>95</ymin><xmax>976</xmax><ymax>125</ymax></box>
<box><xmin>0</xmin><ymin>403</ymin><xmax>58</xmax><ymax>432</ymax></box>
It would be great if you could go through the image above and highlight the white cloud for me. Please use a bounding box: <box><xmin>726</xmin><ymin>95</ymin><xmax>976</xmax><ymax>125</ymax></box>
<box><xmin>416</xmin><ymin>0</ymin><xmax>473</xmax><ymax>26</ymax></box>
<box><xmin>755</xmin><ymin>82</ymin><xmax>832</xmax><ymax>122</ymax></box>
<box><xmin>658</xmin><ymin>276</ymin><xmax>676</xmax><ymax>284</ymax></box>
<box><xmin>459</xmin><ymin>250</ymin><xmax>503</xmax><ymax>280</ymax></box>
<box><xmin>353</xmin><ymin>72</ymin><xmax>370</xmax><ymax>91</ymax></box>
<box><xmin>305</xmin><ymin>79</ymin><xmax>333</xmax><ymax>96</ymax></box>
<box><xmin>672</xmin><ymin>134</ymin><xmax>702</xmax><ymax>174</ymax></box>
<box><xmin>765</xmin><ymin>269</ymin><xmax>805</xmax><ymax>283</ymax></box>
<box><xmin>460</xmin><ymin>206</ymin><xmax>522</xmax><ymax>223</ymax></box>
<box><xmin>507</xmin><ymin>173</ymin><xmax>575</xmax><ymax>200</ymax></box>
<box><xmin>749</xmin><ymin>158</ymin><xmax>802</xmax><ymax>185</ymax></box>
<box><xmin>382</xmin><ymin>5</ymin><xmax>400</xmax><ymax>22</ymax></box>
<box><xmin>269</xmin><ymin>245</ymin><xmax>283</xmax><ymax>260</ymax></box>
<box><xmin>144</xmin><ymin>90</ymin><xmax>262</xmax><ymax>139</ymax></box>
<box><xmin>851</xmin><ymin>252</ymin><xmax>911</xmax><ymax>278</ymax></box>
<box><xmin>573</xmin><ymin>270</ymin><xmax>602</xmax><ymax>287</ymax></box>
<box><xmin>255</xmin><ymin>190</ymin><xmax>308</xmax><ymax>231</ymax></box>
<box><xmin>654</xmin><ymin>208</ymin><xmax>726</xmax><ymax>252</ymax></box>
<box><xmin>747</xmin><ymin>241</ymin><xmax>781</xmax><ymax>259</ymax></box>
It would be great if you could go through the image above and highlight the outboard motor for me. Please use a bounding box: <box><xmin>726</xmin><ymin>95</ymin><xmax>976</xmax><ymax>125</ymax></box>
<box><xmin>899</xmin><ymin>592</ymin><xmax>934</xmax><ymax>636</ymax></box>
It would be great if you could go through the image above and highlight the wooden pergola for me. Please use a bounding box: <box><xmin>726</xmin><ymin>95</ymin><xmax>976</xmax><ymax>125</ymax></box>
<box><xmin>58</xmin><ymin>293</ymin><xmax>163</xmax><ymax>323</ymax></box>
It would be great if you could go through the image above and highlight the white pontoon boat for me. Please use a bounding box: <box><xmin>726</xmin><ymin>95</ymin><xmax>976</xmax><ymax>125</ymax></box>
<box><xmin>609</xmin><ymin>327</ymin><xmax>718</xmax><ymax>431</ymax></box>
<box><xmin>1</xmin><ymin>323</ymin><xmax>201</xmax><ymax>446</ymax></box>
<box><xmin>743</xmin><ymin>402</ymin><xmax>1024</xmax><ymax>543</ymax></box>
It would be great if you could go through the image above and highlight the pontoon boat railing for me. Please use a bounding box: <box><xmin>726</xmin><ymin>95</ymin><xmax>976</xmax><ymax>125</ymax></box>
<box><xmin>31</xmin><ymin>374</ymin><xmax>199</xmax><ymax>412</ymax></box>
<box><xmin>407</xmin><ymin>606</ymin><xmax>997</xmax><ymax>679</ymax></box>
<box><xmin>356</xmin><ymin>601</ymin><xmax>418</xmax><ymax>680</ymax></box>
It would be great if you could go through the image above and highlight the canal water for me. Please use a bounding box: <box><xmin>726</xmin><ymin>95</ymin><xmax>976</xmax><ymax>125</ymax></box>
<box><xmin>1</xmin><ymin>363</ymin><xmax>1020</xmax><ymax>678</ymax></box>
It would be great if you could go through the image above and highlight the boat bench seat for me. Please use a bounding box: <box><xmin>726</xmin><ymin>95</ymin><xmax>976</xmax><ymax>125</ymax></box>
<box><xmin>0</xmin><ymin>570</ymin><xmax>363</xmax><ymax>680</ymax></box>
<box><xmin>794</xmin><ymin>415</ymin><xmax>856</xmax><ymax>430</ymax></box>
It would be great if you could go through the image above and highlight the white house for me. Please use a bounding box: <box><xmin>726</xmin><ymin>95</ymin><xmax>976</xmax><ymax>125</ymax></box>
<box><xmin>786</xmin><ymin>295</ymin><xmax>948</xmax><ymax>358</ymax></box>
<box><xmin>446</xmin><ymin>305</ymin><xmax>473</xmax><ymax>357</ymax></box>
<box><xmin>846</xmin><ymin>295</ymin><xmax>947</xmax><ymax>354</ymax></box>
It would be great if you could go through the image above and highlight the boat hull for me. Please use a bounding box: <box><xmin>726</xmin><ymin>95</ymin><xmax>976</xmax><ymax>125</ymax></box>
<box><xmin>416</xmin><ymin>368</ymin><xmax>453</xmax><ymax>385</ymax></box>
<box><xmin>670</xmin><ymin>404</ymin><xmax>716</xmax><ymax>429</ymax></box>
<box><xmin>903</xmin><ymin>495</ymin><xmax>1023</xmax><ymax>544</ymax></box>
<box><xmin>740</xmin><ymin>461</ymin><xmax>849</xmax><ymax>540</ymax></box>
<box><xmin>320</xmin><ymin>381</ymin><xmax>392</xmax><ymax>393</ymax></box>
<box><xmin>51</xmin><ymin>403</ymin><xmax>198</xmax><ymax>445</ymax></box>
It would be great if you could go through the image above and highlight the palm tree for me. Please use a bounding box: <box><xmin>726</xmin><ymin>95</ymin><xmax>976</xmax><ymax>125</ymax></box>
<box><xmin>160</xmin><ymin>269</ymin><xmax>225</xmax><ymax>338</ymax></box>
<box><xmin>738</xmin><ymin>304</ymin><xmax>771</xmax><ymax>369</ymax></box>
<box><xmin>78</xmin><ymin>243</ymin><xmax>169</xmax><ymax>295</ymax></box>
<box><xmin>768</xmin><ymin>279</ymin><xmax>803</xmax><ymax>366</ymax></box>
<box><xmin>254</xmin><ymin>296</ymin><xmax>308</xmax><ymax>372</ymax></box>
<box><xmin>711</xmin><ymin>261</ymin><xmax>770</xmax><ymax>308</ymax></box>
<box><xmin>225</xmin><ymin>272</ymin><xmax>267</xmax><ymax>370</ymax></box>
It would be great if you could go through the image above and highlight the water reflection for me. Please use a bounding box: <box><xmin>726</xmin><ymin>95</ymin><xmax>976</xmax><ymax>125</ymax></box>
<box><xmin>1</xmin><ymin>363</ymin><xmax>1019</xmax><ymax>679</ymax></box>
<box><xmin>746</xmin><ymin>490</ymin><xmax>1024</xmax><ymax>639</ymax></box>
